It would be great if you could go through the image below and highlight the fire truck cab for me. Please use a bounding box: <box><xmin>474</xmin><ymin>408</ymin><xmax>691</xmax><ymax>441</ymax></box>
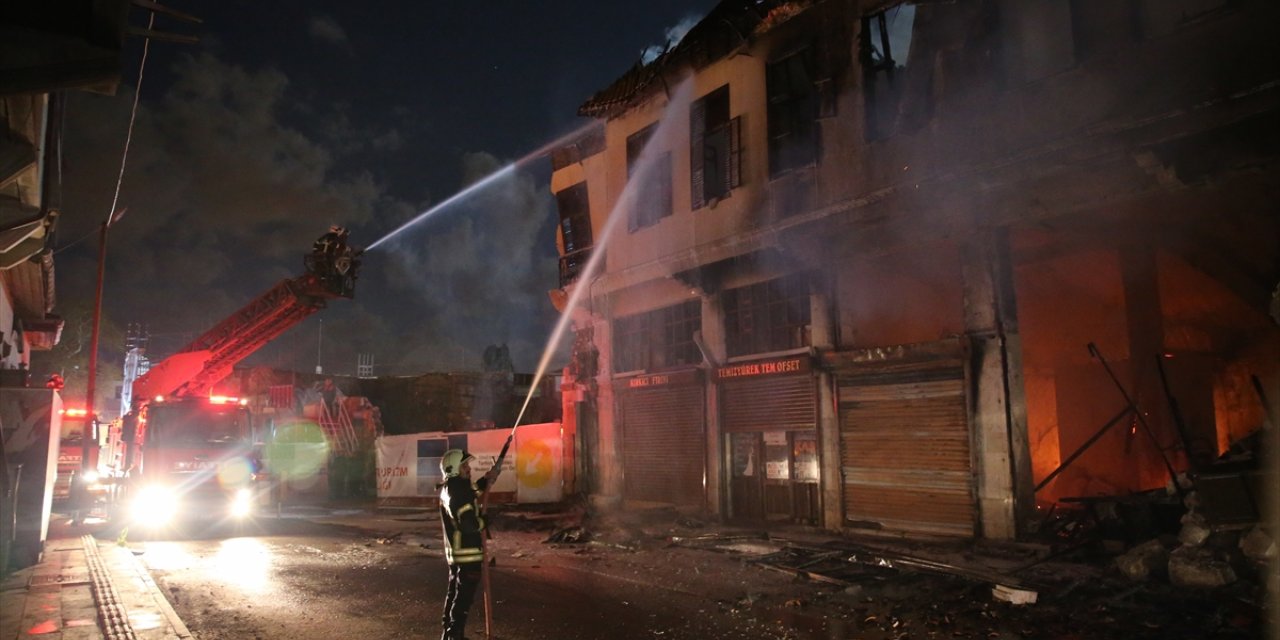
<box><xmin>123</xmin><ymin>395</ymin><xmax>261</xmax><ymax>527</ymax></box>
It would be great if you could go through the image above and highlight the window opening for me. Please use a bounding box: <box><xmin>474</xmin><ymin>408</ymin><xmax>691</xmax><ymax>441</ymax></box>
<box><xmin>613</xmin><ymin>300</ymin><xmax>702</xmax><ymax>372</ymax></box>
<box><xmin>690</xmin><ymin>85</ymin><xmax>742</xmax><ymax>209</ymax></box>
<box><xmin>724</xmin><ymin>274</ymin><xmax>812</xmax><ymax>357</ymax></box>
<box><xmin>767</xmin><ymin>48</ymin><xmax>820</xmax><ymax>176</ymax></box>
<box><xmin>860</xmin><ymin>4</ymin><xmax>915</xmax><ymax>141</ymax></box>
<box><xmin>555</xmin><ymin>182</ymin><xmax>592</xmax><ymax>285</ymax></box>
<box><xmin>626</xmin><ymin>124</ymin><xmax>673</xmax><ymax>231</ymax></box>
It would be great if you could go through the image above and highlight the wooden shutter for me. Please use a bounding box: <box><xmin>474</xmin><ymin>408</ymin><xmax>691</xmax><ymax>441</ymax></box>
<box><xmin>728</xmin><ymin>115</ymin><xmax>743</xmax><ymax>189</ymax></box>
<box><xmin>689</xmin><ymin>97</ymin><xmax>706</xmax><ymax>210</ymax></box>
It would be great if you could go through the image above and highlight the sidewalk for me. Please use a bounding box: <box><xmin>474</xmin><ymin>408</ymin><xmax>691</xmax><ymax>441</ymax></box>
<box><xmin>1</xmin><ymin>515</ymin><xmax>191</xmax><ymax>640</ymax></box>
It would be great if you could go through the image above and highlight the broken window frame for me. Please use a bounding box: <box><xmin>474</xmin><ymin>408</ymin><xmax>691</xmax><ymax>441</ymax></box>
<box><xmin>859</xmin><ymin>4</ymin><xmax>915</xmax><ymax>141</ymax></box>
<box><xmin>690</xmin><ymin>85</ymin><xmax>743</xmax><ymax>210</ymax></box>
<box><xmin>767</xmin><ymin>46</ymin><xmax>821</xmax><ymax>177</ymax></box>
<box><xmin>723</xmin><ymin>273</ymin><xmax>812</xmax><ymax>358</ymax></box>
<box><xmin>626</xmin><ymin>123</ymin><xmax>673</xmax><ymax>232</ymax></box>
<box><xmin>613</xmin><ymin>300</ymin><xmax>703</xmax><ymax>373</ymax></box>
<box><xmin>555</xmin><ymin>182</ymin><xmax>592</xmax><ymax>286</ymax></box>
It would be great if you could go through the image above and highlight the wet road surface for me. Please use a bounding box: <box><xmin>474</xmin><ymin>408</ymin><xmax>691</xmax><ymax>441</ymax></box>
<box><xmin>128</xmin><ymin>514</ymin><xmax>840</xmax><ymax>640</ymax></box>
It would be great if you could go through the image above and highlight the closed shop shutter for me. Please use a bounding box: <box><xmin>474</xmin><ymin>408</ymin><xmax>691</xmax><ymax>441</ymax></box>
<box><xmin>833</xmin><ymin>341</ymin><xmax>975</xmax><ymax>537</ymax></box>
<box><xmin>721</xmin><ymin>374</ymin><xmax>816</xmax><ymax>431</ymax></box>
<box><xmin>620</xmin><ymin>382</ymin><xmax>705</xmax><ymax>505</ymax></box>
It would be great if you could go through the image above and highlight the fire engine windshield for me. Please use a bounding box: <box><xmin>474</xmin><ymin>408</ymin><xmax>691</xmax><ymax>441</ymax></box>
<box><xmin>148</xmin><ymin>404</ymin><xmax>249</xmax><ymax>447</ymax></box>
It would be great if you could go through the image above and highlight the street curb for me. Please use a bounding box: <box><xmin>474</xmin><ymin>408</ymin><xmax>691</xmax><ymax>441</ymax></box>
<box><xmin>112</xmin><ymin>542</ymin><xmax>194</xmax><ymax>640</ymax></box>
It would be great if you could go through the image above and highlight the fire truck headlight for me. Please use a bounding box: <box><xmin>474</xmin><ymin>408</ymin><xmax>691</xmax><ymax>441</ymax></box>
<box><xmin>230</xmin><ymin>488</ymin><xmax>253</xmax><ymax>519</ymax></box>
<box><xmin>132</xmin><ymin>485</ymin><xmax>179</xmax><ymax>527</ymax></box>
<box><xmin>81</xmin><ymin>471</ymin><xmax>100</xmax><ymax>484</ymax></box>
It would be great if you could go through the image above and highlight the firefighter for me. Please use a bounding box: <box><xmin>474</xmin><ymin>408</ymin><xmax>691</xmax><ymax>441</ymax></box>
<box><xmin>438</xmin><ymin>446</ymin><xmax>506</xmax><ymax>640</ymax></box>
<box><xmin>312</xmin><ymin>225</ymin><xmax>346</xmax><ymax>256</ymax></box>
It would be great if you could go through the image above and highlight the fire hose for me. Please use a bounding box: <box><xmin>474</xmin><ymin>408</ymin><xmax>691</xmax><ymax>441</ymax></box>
<box><xmin>480</xmin><ymin>426</ymin><xmax>515</xmax><ymax>639</ymax></box>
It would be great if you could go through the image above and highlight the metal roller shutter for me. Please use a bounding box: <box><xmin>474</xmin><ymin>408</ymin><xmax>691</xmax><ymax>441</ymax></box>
<box><xmin>721</xmin><ymin>374</ymin><xmax>816</xmax><ymax>431</ymax></box>
<box><xmin>620</xmin><ymin>384</ymin><xmax>705</xmax><ymax>505</ymax></box>
<box><xmin>834</xmin><ymin>341</ymin><xmax>975</xmax><ymax>537</ymax></box>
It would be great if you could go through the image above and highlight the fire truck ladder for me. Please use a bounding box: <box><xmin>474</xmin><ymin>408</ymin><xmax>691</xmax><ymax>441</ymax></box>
<box><xmin>317</xmin><ymin>400</ymin><xmax>357</xmax><ymax>456</ymax></box>
<box><xmin>132</xmin><ymin>272</ymin><xmax>348</xmax><ymax>403</ymax></box>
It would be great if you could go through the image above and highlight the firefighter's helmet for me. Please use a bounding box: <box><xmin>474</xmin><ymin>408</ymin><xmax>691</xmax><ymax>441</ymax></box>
<box><xmin>440</xmin><ymin>449</ymin><xmax>474</xmax><ymax>478</ymax></box>
<box><xmin>329</xmin><ymin>224</ymin><xmax>345</xmax><ymax>235</ymax></box>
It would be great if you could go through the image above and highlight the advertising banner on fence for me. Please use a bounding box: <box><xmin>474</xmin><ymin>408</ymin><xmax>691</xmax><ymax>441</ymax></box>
<box><xmin>375</xmin><ymin>423</ymin><xmax>562</xmax><ymax>503</ymax></box>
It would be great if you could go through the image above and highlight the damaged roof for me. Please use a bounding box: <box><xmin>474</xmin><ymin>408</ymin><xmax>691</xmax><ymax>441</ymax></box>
<box><xmin>578</xmin><ymin>0</ymin><xmax>809</xmax><ymax>118</ymax></box>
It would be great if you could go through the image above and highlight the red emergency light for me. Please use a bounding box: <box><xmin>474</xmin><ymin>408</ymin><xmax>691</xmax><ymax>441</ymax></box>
<box><xmin>60</xmin><ymin>408</ymin><xmax>89</xmax><ymax>418</ymax></box>
<box><xmin>208</xmin><ymin>395</ymin><xmax>248</xmax><ymax>406</ymax></box>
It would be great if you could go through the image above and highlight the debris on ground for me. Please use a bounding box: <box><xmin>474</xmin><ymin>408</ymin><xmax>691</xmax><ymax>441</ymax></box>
<box><xmin>545</xmin><ymin>525</ymin><xmax>590</xmax><ymax>544</ymax></box>
<box><xmin>991</xmin><ymin>584</ymin><xmax>1038</xmax><ymax>605</ymax></box>
<box><xmin>1115</xmin><ymin>538</ymin><xmax>1170</xmax><ymax>581</ymax></box>
<box><xmin>1167</xmin><ymin>546</ymin><xmax>1238</xmax><ymax>588</ymax></box>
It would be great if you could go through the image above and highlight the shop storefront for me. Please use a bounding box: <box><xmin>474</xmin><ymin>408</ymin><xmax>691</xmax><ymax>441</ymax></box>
<box><xmin>718</xmin><ymin>355</ymin><xmax>819</xmax><ymax>524</ymax></box>
<box><xmin>827</xmin><ymin>339</ymin><xmax>977</xmax><ymax>537</ymax></box>
<box><xmin>617</xmin><ymin>369</ymin><xmax>706</xmax><ymax>506</ymax></box>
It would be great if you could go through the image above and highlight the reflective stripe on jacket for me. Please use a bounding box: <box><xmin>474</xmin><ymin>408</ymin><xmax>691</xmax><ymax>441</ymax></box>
<box><xmin>440</xmin><ymin>476</ymin><xmax>489</xmax><ymax>565</ymax></box>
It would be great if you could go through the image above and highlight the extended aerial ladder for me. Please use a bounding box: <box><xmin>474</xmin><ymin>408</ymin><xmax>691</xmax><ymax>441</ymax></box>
<box><xmin>130</xmin><ymin>232</ymin><xmax>361</xmax><ymax>404</ymax></box>
<box><xmin>117</xmin><ymin>230</ymin><xmax>362</xmax><ymax>470</ymax></box>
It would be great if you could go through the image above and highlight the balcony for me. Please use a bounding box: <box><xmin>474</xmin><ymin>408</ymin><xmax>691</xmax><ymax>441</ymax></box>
<box><xmin>559</xmin><ymin>247</ymin><xmax>593</xmax><ymax>287</ymax></box>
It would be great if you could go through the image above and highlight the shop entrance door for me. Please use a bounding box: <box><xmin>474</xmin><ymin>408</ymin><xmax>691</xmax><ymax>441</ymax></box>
<box><xmin>729</xmin><ymin>430</ymin><xmax>820</xmax><ymax>524</ymax></box>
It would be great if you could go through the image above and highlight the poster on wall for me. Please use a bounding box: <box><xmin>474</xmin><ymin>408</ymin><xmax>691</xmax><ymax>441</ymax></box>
<box><xmin>513</xmin><ymin>422</ymin><xmax>562</xmax><ymax>503</ymax></box>
<box><xmin>375</xmin><ymin>434</ymin><xmax>429</xmax><ymax>498</ymax></box>
<box><xmin>375</xmin><ymin>423</ymin><xmax>563</xmax><ymax>503</ymax></box>
<box><xmin>466</xmin><ymin>428</ymin><xmax>517</xmax><ymax>494</ymax></box>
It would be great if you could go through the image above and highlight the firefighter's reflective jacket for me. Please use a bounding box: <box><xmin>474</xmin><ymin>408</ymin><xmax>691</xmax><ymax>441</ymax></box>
<box><xmin>439</xmin><ymin>475</ymin><xmax>490</xmax><ymax>565</ymax></box>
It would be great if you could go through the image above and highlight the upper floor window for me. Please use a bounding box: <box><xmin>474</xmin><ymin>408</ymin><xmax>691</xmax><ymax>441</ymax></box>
<box><xmin>626</xmin><ymin>124</ymin><xmax>673</xmax><ymax>231</ymax></box>
<box><xmin>860</xmin><ymin>4</ymin><xmax>915</xmax><ymax>141</ymax></box>
<box><xmin>724</xmin><ymin>274</ymin><xmax>811</xmax><ymax>357</ymax></box>
<box><xmin>690</xmin><ymin>85</ymin><xmax>742</xmax><ymax>209</ymax></box>
<box><xmin>555</xmin><ymin>182</ymin><xmax>592</xmax><ymax>254</ymax></box>
<box><xmin>613</xmin><ymin>300</ymin><xmax>702</xmax><ymax>373</ymax></box>
<box><xmin>767</xmin><ymin>48</ymin><xmax>820</xmax><ymax>176</ymax></box>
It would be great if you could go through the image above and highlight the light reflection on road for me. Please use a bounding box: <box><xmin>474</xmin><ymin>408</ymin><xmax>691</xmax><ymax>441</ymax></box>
<box><xmin>213</xmin><ymin>538</ymin><xmax>272</xmax><ymax>594</ymax></box>
<box><xmin>143</xmin><ymin>537</ymin><xmax>275</xmax><ymax>595</ymax></box>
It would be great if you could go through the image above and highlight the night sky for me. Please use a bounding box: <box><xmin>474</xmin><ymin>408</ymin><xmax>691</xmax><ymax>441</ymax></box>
<box><xmin>46</xmin><ymin>1</ymin><xmax>714</xmax><ymax>381</ymax></box>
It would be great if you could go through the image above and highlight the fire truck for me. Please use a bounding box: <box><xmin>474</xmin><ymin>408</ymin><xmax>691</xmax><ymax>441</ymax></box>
<box><xmin>53</xmin><ymin>408</ymin><xmax>99</xmax><ymax>502</ymax></box>
<box><xmin>115</xmin><ymin>230</ymin><xmax>361</xmax><ymax>528</ymax></box>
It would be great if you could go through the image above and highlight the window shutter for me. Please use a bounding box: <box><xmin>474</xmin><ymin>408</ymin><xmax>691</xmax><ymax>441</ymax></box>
<box><xmin>689</xmin><ymin>97</ymin><xmax>706</xmax><ymax>210</ymax></box>
<box><xmin>728</xmin><ymin>115</ymin><xmax>743</xmax><ymax>189</ymax></box>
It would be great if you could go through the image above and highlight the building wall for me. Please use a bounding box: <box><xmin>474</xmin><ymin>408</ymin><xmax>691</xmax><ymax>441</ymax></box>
<box><xmin>553</xmin><ymin>0</ymin><xmax>1280</xmax><ymax>538</ymax></box>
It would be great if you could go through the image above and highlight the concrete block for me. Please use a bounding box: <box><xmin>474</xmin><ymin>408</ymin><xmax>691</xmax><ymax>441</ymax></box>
<box><xmin>1168</xmin><ymin>546</ymin><xmax>1237</xmax><ymax>588</ymax></box>
<box><xmin>1178</xmin><ymin>512</ymin><xmax>1211</xmax><ymax>547</ymax></box>
<box><xmin>1239</xmin><ymin>526</ymin><xmax>1277</xmax><ymax>562</ymax></box>
<box><xmin>1115</xmin><ymin>539</ymin><xmax>1168</xmax><ymax>582</ymax></box>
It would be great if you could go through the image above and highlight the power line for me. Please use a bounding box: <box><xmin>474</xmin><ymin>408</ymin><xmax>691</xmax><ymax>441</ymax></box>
<box><xmin>56</xmin><ymin>11</ymin><xmax>157</xmax><ymax>255</ymax></box>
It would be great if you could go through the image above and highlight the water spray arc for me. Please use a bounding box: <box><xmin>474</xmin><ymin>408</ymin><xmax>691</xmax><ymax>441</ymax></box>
<box><xmin>511</xmin><ymin>78</ymin><xmax>696</xmax><ymax>431</ymax></box>
<box><xmin>365</xmin><ymin>122</ymin><xmax>599</xmax><ymax>252</ymax></box>
<box><xmin>365</xmin><ymin>165</ymin><xmax>517</xmax><ymax>252</ymax></box>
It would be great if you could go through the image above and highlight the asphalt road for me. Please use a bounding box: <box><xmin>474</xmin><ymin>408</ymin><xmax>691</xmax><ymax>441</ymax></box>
<box><xmin>128</xmin><ymin>514</ymin><xmax>840</xmax><ymax>640</ymax></box>
<box><xmin>118</xmin><ymin>507</ymin><xmax>1268</xmax><ymax>640</ymax></box>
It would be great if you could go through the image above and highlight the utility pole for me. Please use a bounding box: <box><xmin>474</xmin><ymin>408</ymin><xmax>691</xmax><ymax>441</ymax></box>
<box><xmin>83</xmin><ymin>221</ymin><xmax>108</xmax><ymax>472</ymax></box>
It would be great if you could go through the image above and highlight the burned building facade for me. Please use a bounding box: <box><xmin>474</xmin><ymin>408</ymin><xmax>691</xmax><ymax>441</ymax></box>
<box><xmin>551</xmin><ymin>0</ymin><xmax>1279</xmax><ymax>539</ymax></box>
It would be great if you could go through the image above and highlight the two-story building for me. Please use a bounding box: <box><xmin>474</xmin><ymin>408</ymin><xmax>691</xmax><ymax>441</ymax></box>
<box><xmin>551</xmin><ymin>0</ymin><xmax>1279</xmax><ymax>539</ymax></box>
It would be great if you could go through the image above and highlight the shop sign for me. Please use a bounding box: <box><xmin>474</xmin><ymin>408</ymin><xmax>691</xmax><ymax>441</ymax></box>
<box><xmin>623</xmin><ymin>369</ymin><xmax>699</xmax><ymax>388</ymax></box>
<box><xmin>716</xmin><ymin>355</ymin><xmax>811</xmax><ymax>381</ymax></box>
